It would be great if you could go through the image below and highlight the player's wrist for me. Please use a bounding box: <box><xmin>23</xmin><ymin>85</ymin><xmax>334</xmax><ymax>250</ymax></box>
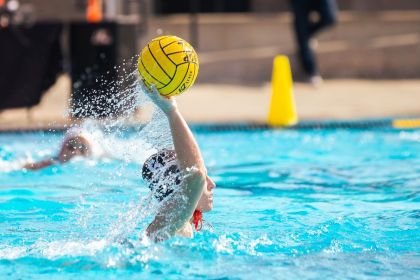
<box><xmin>159</xmin><ymin>97</ymin><xmax>178</xmax><ymax>115</ymax></box>
<box><xmin>165</xmin><ymin>106</ymin><xmax>180</xmax><ymax>117</ymax></box>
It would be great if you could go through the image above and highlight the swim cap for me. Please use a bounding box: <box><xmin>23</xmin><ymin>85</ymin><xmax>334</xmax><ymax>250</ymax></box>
<box><xmin>142</xmin><ymin>149</ymin><xmax>182</xmax><ymax>201</ymax></box>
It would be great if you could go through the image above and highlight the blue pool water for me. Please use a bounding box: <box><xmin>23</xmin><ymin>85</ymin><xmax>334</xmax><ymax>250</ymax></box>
<box><xmin>0</xmin><ymin>127</ymin><xmax>419</xmax><ymax>279</ymax></box>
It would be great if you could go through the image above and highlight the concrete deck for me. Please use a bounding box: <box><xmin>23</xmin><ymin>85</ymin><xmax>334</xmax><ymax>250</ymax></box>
<box><xmin>0</xmin><ymin>75</ymin><xmax>419</xmax><ymax>130</ymax></box>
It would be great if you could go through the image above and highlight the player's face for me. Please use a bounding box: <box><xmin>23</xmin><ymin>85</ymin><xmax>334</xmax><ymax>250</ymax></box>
<box><xmin>196</xmin><ymin>175</ymin><xmax>216</xmax><ymax>212</ymax></box>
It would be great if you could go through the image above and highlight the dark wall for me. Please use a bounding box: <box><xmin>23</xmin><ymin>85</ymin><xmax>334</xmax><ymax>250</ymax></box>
<box><xmin>154</xmin><ymin>0</ymin><xmax>251</xmax><ymax>14</ymax></box>
<box><xmin>252</xmin><ymin>0</ymin><xmax>420</xmax><ymax>12</ymax></box>
<box><xmin>17</xmin><ymin>0</ymin><xmax>420</xmax><ymax>19</ymax></box>
<box><xmin>336</xmin><ymin>0</ymin><xmax>420</xmax><ymax>11</ymax></box>
<box><xmin>155</xmin><ymin>0</ymin><xmax>420</xmax><ymax>14</ymax></box>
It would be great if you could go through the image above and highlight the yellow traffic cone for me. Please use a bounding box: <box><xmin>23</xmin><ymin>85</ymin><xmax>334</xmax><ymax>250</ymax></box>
<box><xmin>268</xmin><ymin>55</ymin><xmax>298</xmax><ymax>126</ymax></box>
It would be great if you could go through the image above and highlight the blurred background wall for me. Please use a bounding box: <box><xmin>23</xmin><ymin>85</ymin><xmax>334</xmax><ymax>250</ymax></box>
<box><xmin>18</xmin><ymin>0</ymin><xmax>420</xmax><ymax>19</ymax></box>
<box><xmin>5</xmin><ymin>0</ymin><xmax>420</xmax><ymax>85</ymax></box>
<box><xmin>0</xmin><ymin>0</ymin><xmax>419</xmax><ymax>125</ymax></box>
<box><xmin>148</xmin><ymin>0</ymin><xmax>420</xmax><ymax>83</ymax></box>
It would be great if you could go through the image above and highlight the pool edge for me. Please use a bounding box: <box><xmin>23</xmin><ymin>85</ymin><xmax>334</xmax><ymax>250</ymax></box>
<box><xmin>0</xmin><ymin>117</ymin><xmax>420</xmax><ymax>133</ymax></box>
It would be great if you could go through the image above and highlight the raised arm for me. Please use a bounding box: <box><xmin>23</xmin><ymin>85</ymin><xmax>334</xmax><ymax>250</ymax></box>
<box><xmin>143</xmin><ymin>84</ymin><xmax>207</xmax><ymax>241</ymax></box>
<box><xmin>145</xmin><ymin>85</ymin><xmax>205</xmax><ymax>173</ymax></box>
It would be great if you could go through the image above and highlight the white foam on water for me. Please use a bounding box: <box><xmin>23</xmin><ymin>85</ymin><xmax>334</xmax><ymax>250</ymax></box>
<box><xmin>0</xmin><ymin>57</ymin><xmax>184</xmax><ymax>264</ymax></box>
<box><xmin>399</xmin><ymin>131</ymin><xmax>420</xmax><ymax>142</ymax></box>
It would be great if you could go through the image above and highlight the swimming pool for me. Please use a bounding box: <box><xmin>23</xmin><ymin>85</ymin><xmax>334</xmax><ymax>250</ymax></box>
<box><xmin>0</xmin><ymin>126</ymin><xmax>419</xmax><ymax>279</ymax></box>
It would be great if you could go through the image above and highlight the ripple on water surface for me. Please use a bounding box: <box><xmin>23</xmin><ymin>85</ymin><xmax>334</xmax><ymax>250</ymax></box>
<box><xmin>0</xmin><ymin>128</ymin><xmax>419</xmax><ymax>279</ymax></box>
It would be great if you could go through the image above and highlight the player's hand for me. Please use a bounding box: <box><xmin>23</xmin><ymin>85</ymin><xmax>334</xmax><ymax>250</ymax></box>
<box><xmin>141</xmin><ymin>80</ymin><xmax>177</xmax><ymax>114</ymax></box>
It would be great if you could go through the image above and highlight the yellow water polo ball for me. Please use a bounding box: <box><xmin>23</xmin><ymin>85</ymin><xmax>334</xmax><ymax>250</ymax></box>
<box><xmin>138</xmin><ymin>35</ymin><xmax>199</xmax><ymax>97</ymax></box>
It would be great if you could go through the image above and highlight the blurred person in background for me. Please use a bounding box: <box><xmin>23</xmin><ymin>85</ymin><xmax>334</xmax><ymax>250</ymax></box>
<box><xmin>289</xmin><ymin>0</ymin><xmax>338</xmax><ymax>86</ymax></box>
<box><xmin>23</xmin><ymin>127</ymin><xmax>103</xmax><ymax>170</ymax></box>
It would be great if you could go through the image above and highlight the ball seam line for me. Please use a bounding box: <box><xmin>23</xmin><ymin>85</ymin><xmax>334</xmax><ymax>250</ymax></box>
<box><xmin>166</xmin><ymin>50</ymin><xmax>194</xmax><ymax>56</ymax></box>
<box><xmin>175</xmin><ymin>62</ymin><xmax>199</xmax><ymax>67</ymax></box>
<box><xmin>139</xmin><ymin>58</ymin><xmax>168</xmax><ymax>87</ymax></box>
<box><xmin>150</xmin><ymin>35</ymin><xmax>170</xmax><ymax>43</ymax></box>
<box><xmin>147</xmin><ymin>44</ymin><xmax>172</xmax><ymax>80</ymax></box>
<box><xmin>161</xmin><ymin>40</ymin><xmax>178</xmax><ymax>49</ymax></box>
<box><xmin>163</xmin><ymin>63</ymin><xmax>191</xmax><ymax>96</ymax></box>
<box><xmin>159</xmin><ymin>39</ymin><xmax>177</xmax><ymax>67</ymax></box>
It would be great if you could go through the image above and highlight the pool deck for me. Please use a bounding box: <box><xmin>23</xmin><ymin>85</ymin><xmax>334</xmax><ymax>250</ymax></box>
<box><xmin>0</xmin><ymin>75</ymin><xmax>419</xmax><ymax>130</ymax></box>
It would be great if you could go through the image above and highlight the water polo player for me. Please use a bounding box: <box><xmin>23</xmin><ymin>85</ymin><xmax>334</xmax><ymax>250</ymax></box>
<box><xmin>23</xmin><ymin>127</ymin><xmax>103</xmax><ymax>170</ymax></box>
<box><xmin>141</xmin><ymin>84</ymin><xmax>216</xmax><ymax>242</ymax></box>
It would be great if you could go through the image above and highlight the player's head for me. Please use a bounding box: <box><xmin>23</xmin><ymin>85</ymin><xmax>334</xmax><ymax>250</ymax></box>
<box><xmin>142</xmin><ymin>149</ymin><xmax>216</xmax><ymax>212</ymax></box>
<box><xmin>142</xmin><ymin>149</ymin><xmax>181</xmax><ymax>201</ymax></box>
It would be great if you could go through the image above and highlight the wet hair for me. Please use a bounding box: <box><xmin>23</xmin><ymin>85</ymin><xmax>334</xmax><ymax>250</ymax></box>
<box><xmin>142</xmin><ymin>149</ymin><xmax>182</xmax><ymax>201</ymax></box>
